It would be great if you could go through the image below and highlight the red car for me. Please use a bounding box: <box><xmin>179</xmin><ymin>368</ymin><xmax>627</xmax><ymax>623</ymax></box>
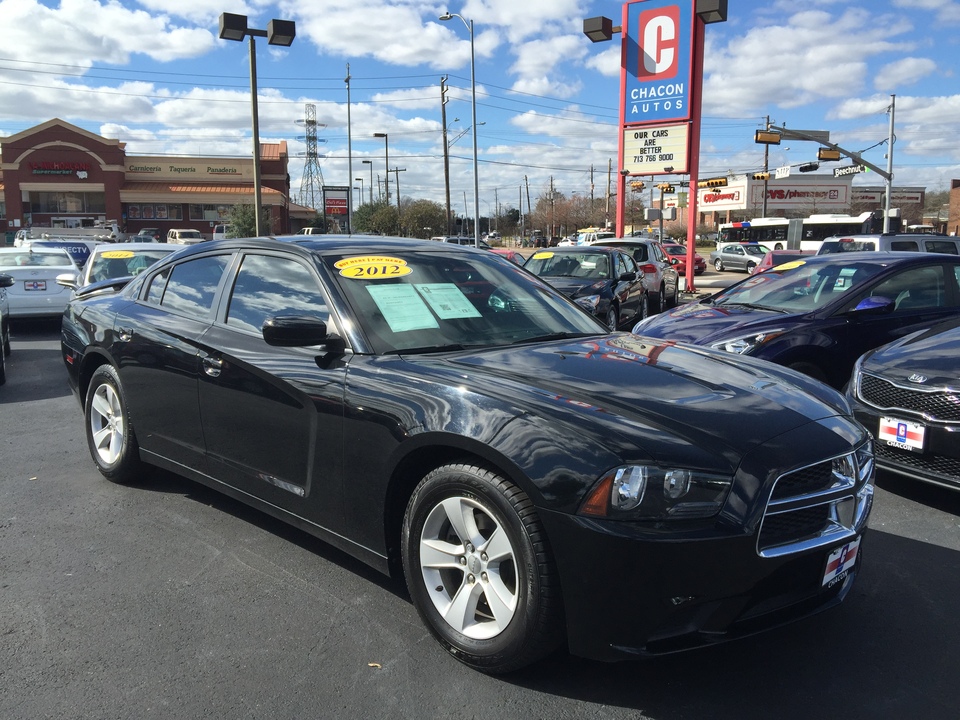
<box><xmin>661</xmin><ymin>243</ymin><xmax>706</xmax><ymax>275</ymax></box>
<box><xmin>489</xmin><ymin>247</ymin><xmax>523</xmax><ymax>264</ymax></box>
<box><xmin>753</xmin><ymin>249</ymin><xmax>815</xmax><ymax>274</ymax></box>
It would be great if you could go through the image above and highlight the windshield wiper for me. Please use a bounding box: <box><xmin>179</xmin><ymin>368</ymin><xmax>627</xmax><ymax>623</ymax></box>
<box><xmin>513</xmin><ymin>332</ymin><xmax>598</xmax><ymax>345</ymax></box>
<box><xmin>386</xmin><ymin>343</ymin><xmax>467</xmax><ymax>355</ymax></box>
<box><xmin>719</xmin><ymin>302</ymin><xmax>789</xmax><ymax>313</ymax></box>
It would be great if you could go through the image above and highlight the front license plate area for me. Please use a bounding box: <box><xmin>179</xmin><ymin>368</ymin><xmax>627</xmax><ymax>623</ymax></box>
<box><xmin>24</xmin><ymin>280</ymin><xmax>47</xmax><ymax>291</ymax></box>
<box><xmin>822</xmin><ymin>536</ymin><xmax>861</xmax><ymax>588</ymax></box>
<box><xmin>878</xmin><ymin>416</ymin><xmax>925</xmax><ymax>453</ymax></box>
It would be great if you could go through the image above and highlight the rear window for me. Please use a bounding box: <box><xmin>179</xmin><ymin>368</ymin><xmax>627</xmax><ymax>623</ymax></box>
<box><xmin>889</xmin><ymin>240</ymin><xmax>921</xmax><ymax>252</ymax></box>
<box><xmin>924</xmin><ymin>240</ymin><xmax>958</xmax><ymax>255</ymax></box>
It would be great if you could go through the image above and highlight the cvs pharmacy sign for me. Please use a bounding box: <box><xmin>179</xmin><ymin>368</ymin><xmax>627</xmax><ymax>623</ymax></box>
<box><xmin>623</xmin><ymin>0</ymin><xmax>694</xmax><ymax>125</ymax></box>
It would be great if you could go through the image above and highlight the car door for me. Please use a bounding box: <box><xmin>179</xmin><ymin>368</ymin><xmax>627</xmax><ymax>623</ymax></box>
<box><xmin>652</xmin><ymin>242</ymin><xmax>678</xmax><ymax>292</ymax></box>
<box><xmin>836</xmin><ymin>261</ymin><xmax>960</xmax><ymax>378</ymax></box>
<box><xmin>196</xmin><ymin>250</ymin><xmax>347</xmax><ymax>521</ymax></box>
<box><xmin>613</xmin><ymin>251</ymin><xmax>642</xmax><ymax>320</ymax></box>
<box><xmin>113</xmin><ymin>252</ymin><xmax>232</xmax><ymax>468</ymax></box>
<box><xmin>725</xmin><ymin>245</ymin><xmax>745</xmax><ymax>270</ymax></box>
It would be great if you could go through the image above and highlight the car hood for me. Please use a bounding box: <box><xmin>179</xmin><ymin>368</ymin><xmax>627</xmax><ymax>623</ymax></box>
<box><xmin>413</xmin><ymin>334</ymin><xmax>849</xmax><ymax>467</ymax></box>
<box><xmin>635</xmin><ymin>300</ymin><xmax>805</xmax><ymax>345</ymax></box>
<box><xmin>861</xmin><ymin>317</ymin><xmax>960</xmax><ymax>387</ymax></box>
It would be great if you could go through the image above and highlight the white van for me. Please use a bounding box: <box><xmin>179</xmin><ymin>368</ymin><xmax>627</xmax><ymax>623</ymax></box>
<box><xmin>817</xmin><ymin>234</ymin><xmax>960</xmax><ymax>255</ymax></box>
<box><xmin>212</xmin><ymin>223</ymin><xmax>231</xmax><ymax>241</ymax></box>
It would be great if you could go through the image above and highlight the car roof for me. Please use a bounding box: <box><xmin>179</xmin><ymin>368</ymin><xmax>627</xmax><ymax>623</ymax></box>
<box><xmin>782</xmin><ymin>250</ymin><xmax>959</xmax><ymax>266</ymax></box>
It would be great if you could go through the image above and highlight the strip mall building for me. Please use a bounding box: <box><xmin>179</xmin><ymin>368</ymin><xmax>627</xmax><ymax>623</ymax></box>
<box><xmin>1</xmin><ymin>118</ymin><xmax>313</xmax><ymax>238</ymax></box>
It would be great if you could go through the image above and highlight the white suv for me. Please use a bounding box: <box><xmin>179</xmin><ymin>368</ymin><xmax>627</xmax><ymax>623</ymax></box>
<box><xmin>166</xmin><ymin>229</ymin><xmax>204</xmax><ymax>245</ymax></box>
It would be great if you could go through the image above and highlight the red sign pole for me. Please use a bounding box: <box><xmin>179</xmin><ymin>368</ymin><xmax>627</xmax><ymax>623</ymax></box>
<box><xmin>684</xmin><ymin>13</ymin><xmax>705</xmax><ymax>294</ymax></box>
<box><xmin>615</xmin><ymin>2</ymin><xmax>630</xmax><ymax>238</ymax></box>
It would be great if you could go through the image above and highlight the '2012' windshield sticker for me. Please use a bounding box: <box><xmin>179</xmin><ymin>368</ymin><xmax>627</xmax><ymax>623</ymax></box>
<box><xmin>101</xmin><ymin>250</ymin><xmax>135</xmax><ymax>259</ymax></box>
<box><xmin>335</xmin><ymin>255</ymin><xmax>412</xmax><ymax>279</ymax></box>
<box><xmin>367</xmin><ymin>284</ymin><xmax>439</xmax><ymax>332</ymax></box>
<box><xmin>774</xmin><ymin>260</ymin><xmax>805</xmax><ymax>271</ymax></box>
<box><xmin>532</xmin><ymin>252</ymin><xmax>554</xmax><ymax>260</ymax></box>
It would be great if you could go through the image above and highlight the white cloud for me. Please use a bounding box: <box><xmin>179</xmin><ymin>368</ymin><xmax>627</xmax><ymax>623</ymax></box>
<box><xmin>702</xmin><ymin>8</ymin><xmax>913</xmax><ymax>117</ymax></box>
<box><xmin>874</xmin><ymin>57</ymin><xmax>937</xmax><ymax>90</ymax></box>
<box><xmin>893</xmin><ymin>0</ymin><xmax>960</xmax><ymax>23</ymax></box>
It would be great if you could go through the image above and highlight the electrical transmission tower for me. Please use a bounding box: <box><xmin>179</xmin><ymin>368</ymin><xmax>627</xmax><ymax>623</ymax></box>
<box><xmin>295</xmin><ymin>104</ymin><xmax>325</xmax><ymax>210</ymax></box>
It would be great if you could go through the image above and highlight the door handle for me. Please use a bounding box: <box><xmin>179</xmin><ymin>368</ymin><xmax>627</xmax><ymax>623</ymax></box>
<box><xmin>202</xmin><ymin>356</ymin><xmax>223</xmax><ymax>378</ymax></box>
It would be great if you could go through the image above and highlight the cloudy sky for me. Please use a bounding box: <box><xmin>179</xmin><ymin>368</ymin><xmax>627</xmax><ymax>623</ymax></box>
<box><xmin>1</xmin><ymin>0</ymin><xmax>958</xmax><ymax>217</ymax></box>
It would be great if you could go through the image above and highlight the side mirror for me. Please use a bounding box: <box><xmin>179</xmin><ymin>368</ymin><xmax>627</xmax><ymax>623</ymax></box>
<box><xmin>0</xmin><ymin>273</ymin><xmax>14</xmax><ymax>289</ymax></box>
<box><xmin>670</xmin><ymin>257</ymin><xmax>680</xmax><ymax>265</ymax></box>
<box><xmin>56</xmin><ymin>272</ymin><xmax>79</xmax><ymax>290</ymax></box>
<box><xmin>619</xmin><ymin>271</ymin><xmax>638</xmax><ymax>282</ymax></box>
<box><xmin>262</xmin><ymin>315</ymin><xmax>343</xmax><ymax>350</ymax></box>
<box><xmin>850</xmin><ymin>296</ymin><xmax>894</xmax><ymax>315</ymax></box>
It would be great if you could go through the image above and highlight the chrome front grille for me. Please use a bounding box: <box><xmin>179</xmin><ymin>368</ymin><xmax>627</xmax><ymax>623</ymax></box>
<box><xmin>757</xmin><ymin>443</ymin><xmax>874</xmax><ymax>558</ymax></box>
<box><xmin>875</xmin><ymin>443</ymin><xmax>960</xmax><ymax>484</ymax></box>
<box><xmin>859</xmin><ymin>373</ymin><xmax>960</xmax><ymax>423</ymax></box>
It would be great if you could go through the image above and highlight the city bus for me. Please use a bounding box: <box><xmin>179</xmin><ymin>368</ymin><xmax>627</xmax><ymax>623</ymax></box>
<box><xmin>718</xmin><ymin>212</ymin><xmax>883</xmax><ymax>250</ymax></box>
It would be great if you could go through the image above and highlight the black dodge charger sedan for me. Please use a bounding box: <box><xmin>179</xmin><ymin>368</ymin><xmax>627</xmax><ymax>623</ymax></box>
<box><xmin>61</xmin><ymin>236</ymin><xmax>874</xmax><ymax>673</ymax></box>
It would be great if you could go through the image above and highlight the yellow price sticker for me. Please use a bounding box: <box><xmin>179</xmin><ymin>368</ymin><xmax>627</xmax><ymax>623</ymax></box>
<box><xmin>774</xmin><ymin>260</ymin><xmax>806</xmax><ymax>271</ymax></box>
<box><xmin>532</xmin><ymin>252</ymin><xmax>554</xmax><ymax>260</ymax></box>
<box><xmin>334</xmin><ymin>255</ymin><xmax>412</xmax><ymax>279</ymax></box>
<box><xmin>101</xmin><ymin>250</ymin><xmax>135</xmax><ymax>259</ymax></box>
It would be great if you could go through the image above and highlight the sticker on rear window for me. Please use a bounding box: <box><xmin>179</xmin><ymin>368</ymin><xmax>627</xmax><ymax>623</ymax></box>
<box><xmin>335</xmin><ymin>256</ymin><xmax>411</xmax><ymax>279</ymax></box>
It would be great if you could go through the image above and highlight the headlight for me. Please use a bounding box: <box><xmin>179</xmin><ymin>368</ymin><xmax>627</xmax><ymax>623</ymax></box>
<box><xmin>579</xmin><ymin>465</ymin><xmax>733</xmax><ymax>520</ymax></box>
<box><xmin>849</xmin><ymin>353</ymin><xmax>868</xmax><ymax>399</ymax></box>
<box><xmin>575</xmin><ymin>294</ymin><xmax>600</xmax><ymax>311</ymax></box>
<box><xmin>710</xmin><ymin>329</ymin><xmax>785</xmax><ymax>355</ymax></box>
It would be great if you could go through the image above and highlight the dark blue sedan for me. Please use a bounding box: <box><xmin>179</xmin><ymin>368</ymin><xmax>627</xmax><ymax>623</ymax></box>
<box><xmin>523</xmin><ymin>246</ymin><xmax>648</xmax><ymax>329</ymax></box>
<box><xmin>632</xmin><ymin>252</ymin><xmax>960</xmax><ymax>389</ymax></box>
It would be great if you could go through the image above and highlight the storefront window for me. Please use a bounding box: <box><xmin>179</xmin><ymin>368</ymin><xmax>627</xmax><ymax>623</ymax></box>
<box><xmin>29</xmin><ymin>191</ymin><xmax>106</xmax><ymax>214</ymax></box>
<box><xmin>126</xmin><ymin>204</ymin><xmax>182</xmax><ymax>221</ymax></box>
<box><xmin>189</xmin><ymin>204</ymin><xmax>233</xmax><ymax>221</ymax></box>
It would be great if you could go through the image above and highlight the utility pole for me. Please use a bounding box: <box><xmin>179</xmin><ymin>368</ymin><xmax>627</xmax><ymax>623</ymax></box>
<box><xmin>549</xmin><ymin>176</ymin><xmax>555</xmax><ymax>239</ymax></box>
<box><xmin>605</xmin><ymin>158</ymin><xmax>612</xmax><ymax>230</ymax></box>
<box><xmin>440</xmin><ymin>76</ymin><xmax>452</xmax><ymax>234</ymax></box>
<box><xmin>394</xmin><ymin>167</ymin><xmax>406</xmax><ymax>234</ymax></box>
<box><xmin>525</xmin><ymin>175</ymin><xmax>532</xmax><ymax>238</ymax></box>
<box><xmin>884</xmin><ymin>95</ymin><xmax>896</xmax><ymax>233</ymax></box>
<box><xmin>494</xmin><ymin>188</ymin><xmax>499</xmax><ymax>232</ymax></box>
<box><xmin>519</xmin><ymin>185</ymin><xmax>524</xmax><ymax>242</ymax></box>
<box><xmin>346</xmin><ymin>64</ymin><xmax>353</xmax><ymax>233</ymax></box>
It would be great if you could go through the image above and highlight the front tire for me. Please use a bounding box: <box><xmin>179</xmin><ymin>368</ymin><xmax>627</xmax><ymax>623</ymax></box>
<box><xmin>638</xmin><ymin>293</ymin><xmax>650</xmax><ymax>321</ymax></box>
<box><xmin>747</xmin><ymin>261</ymin><xmax>757</xmax><ymax>274</ymax></box>
<box><xmin>714</xmin><ymin>258</ymin><xmax>724</xmax><ymax>272</ymax></box>
<box><xmin>604</xmin><ymin>306</ymin><xmax>619</xmax><ymax>331</ymax></box>
<box><xmin>402</xmin><ymin>464</ymin><xmax>563</xmax><ymax>673</ymax></box>
<box><xmin>85</xmin><ymin>364</ymin><xmax>145</xmax><ymax>484</ymax></box>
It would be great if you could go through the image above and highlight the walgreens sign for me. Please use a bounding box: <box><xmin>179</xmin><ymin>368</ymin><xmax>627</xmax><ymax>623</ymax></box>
<box><xmin>623</xmin><ymin>0</ymin><xmax>694</xmax><ymax>124</ymax></box>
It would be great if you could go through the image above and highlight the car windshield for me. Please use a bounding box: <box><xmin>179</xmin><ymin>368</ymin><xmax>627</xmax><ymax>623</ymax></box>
<box><xmin>323</xmin><ymin>249</ymin><xmax>604</xmax><ymax>354</ymax></box>
<box><xmin>0</xmin><ymin>250</ymin><xmax>72</xmax><ymax>268</ymax></box>
<box><xmin>710</xmin><ymin>259</ymin><xmax>885</xmax><ymax>312</ymax></box>
<box><xmin>87</xmin><ymin>249</ymin><xmax>175</xmax><ymax>283</ymax></box>
<box><xmin>524</xmin><ymin>250</ymin><xmax>611</xmax><ymax>279</ymax></box>
<box><xmin>745</xmin><ymin>245</ymin><xmax>771</xmax><ymax>256</ymax></box>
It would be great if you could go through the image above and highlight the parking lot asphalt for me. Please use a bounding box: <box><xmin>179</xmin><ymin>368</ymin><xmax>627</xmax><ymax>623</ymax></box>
<box><xmin>3</xmin><ymin>321</ymin><xmax>959</xmax><ymax>720</ymax></box>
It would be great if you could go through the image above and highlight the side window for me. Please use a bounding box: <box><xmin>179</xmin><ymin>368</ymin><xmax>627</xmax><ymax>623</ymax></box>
<box><xmin>160</xmin><ymin>255</ymin><xmax>230</xmax><ymax>319</ymax></box>
<box><xmin>890</xmin><ymin>240</ymin><xmax>920</xmax><ymax>252</ymax></box>
<box><xmin>145</xmin><ymin>267</ymin><xmax>170</xmax><ymax>305</ymax></box>
<box><xmin>870</xmin><ymin>266</ymin><xmax>946</xmax><ymax>311</ymax></box>
<box><xmin>925</xmin><ymin>240</ymin><xmax>958</xmax><ymax>255</ymax></box>
<box><xmin>226</xmin><ymin>254</ymin><xmax>329</xmax><ymax>334</ymax></box>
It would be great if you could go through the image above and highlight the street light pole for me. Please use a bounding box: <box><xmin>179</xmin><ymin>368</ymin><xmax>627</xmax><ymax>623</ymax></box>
<box><xmin>440</xmin><ymin>11</ymin><xmax>480</xmax><ymax>248</ymax></box>
<box><xmin>362</xmin><ymin>160</ymin><xmax>373</xmax><ymax>204</ymax></box>
<box><xmin>218</xmin><ymin>12</ymin><xmax>296</xmax><ymax>237</ymax></box>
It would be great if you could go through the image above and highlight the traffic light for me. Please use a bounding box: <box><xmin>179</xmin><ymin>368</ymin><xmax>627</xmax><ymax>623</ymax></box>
<box><xmin>798</xmin><ymin>162</ymin><xmax>820</xmax><ymax>173</ymax></box>
<box><xmin>657</xmin><ymin>184</ymin><xmax>676</xmax><ymax>193</ymax></box>
<box><xmin>754</xmin><ymin>129</ymin><xmax>781</xmax><ymax>144</ymax></box>
<box><xmin>752</xmin><ymin>172</ymin><xmax>770</xmax><ymax>181</ymax></box>
<box><xmin>630</xmin><ymin>181</ymin><xmax>645</xmax><ymax>190</ymax></box>
<box><xmin>817</xmin><ymin>148</ymin><xmax>841</xmax><ymax>162</ymax></box>
<box><xmin>697</xmin><ymin>177</ymin><xmax>728</xmax><ymax>188</ymax></box>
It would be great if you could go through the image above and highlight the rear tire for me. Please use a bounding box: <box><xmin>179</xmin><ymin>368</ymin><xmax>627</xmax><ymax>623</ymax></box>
<box><xmin>714</xmin><ymin>258</ymin><xmax>724</xmax><ymax>272</ymax></box>
<box><xmin>402</xmin><ymin>464</ymin><xmax>563</xmax><ymax>674</ymax></box>
<box><xmin>0</xmin><ymin>341</ymin><xmax>6</xmax><ymax>386</ymax></box>
<box><xmin>747</xmin><ymin>262</ymin><xmax>757</xmax><ymax>274</ymax></box>
<box><xmin>638</xmin><ymin>293</ymin><xmax>650</xmax><ymax>321</ymax></box>
<box><xmin>605</xmin><ymin>306</ymin><xmax>619</xmax><ymax>331</ymax></box>
<box><xmin>84</xmin><ymin>364</ymin><xmax>145</xmax><ymax>484</ymax></box>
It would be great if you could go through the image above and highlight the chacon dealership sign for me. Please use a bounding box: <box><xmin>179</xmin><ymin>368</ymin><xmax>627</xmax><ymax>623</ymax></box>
<box><xmin>623</xmin><ymin>0</ymin><xmax>693</xmax><ymax>125</ymax></box>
